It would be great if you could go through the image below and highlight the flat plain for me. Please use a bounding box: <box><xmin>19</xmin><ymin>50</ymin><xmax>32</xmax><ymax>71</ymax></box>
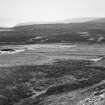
<box><xmin>0</xmin><ymin>43</ymin><xmax>105</xmax><ymax>66</ymax></box>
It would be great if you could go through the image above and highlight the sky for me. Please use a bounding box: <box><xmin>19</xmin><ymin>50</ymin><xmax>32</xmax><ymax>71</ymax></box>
<box><xmin>0</xmin><ymin>0</ymin><xmax>105</xmax><ymax>27</ymax></box>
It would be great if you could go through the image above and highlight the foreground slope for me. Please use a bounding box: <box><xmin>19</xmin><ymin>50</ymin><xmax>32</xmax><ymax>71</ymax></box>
<box><xmin>0</xmin><ymin>60</ymin><xmax>105</xmax><ymax>105</ymax></box>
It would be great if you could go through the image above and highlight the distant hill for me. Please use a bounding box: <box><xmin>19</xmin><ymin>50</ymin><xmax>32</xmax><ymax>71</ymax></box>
<box><xmin>0</xmin><ymin>18</ymin><xmax>105</xmax><ymax>45</ymax></box>
<box><xmin>57</xmin><ymin>17</ymin><xmax>99</xmax><ymax>23</ymax></box>
<box><xmin>16</xmin><ymin>17</ymin><xmax>99</xmax><ymax>26</ymax></box>
<box><xmin>86</xmin><ymin>18</ymin><xmax>105</xmax><ymax>23</ymax></box>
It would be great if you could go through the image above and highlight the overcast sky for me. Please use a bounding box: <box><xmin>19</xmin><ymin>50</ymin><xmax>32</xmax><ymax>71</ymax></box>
<box><xmin>0</xmin><ymin>0</ymin><xmax>105</xmax><ymax>27</ymax></box>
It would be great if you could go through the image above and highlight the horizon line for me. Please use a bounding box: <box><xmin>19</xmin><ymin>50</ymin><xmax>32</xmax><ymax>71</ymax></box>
<box><xmin>0</xmin><ymin>17</ymin><xmax>105</xmax><ymax>28</ymax></box>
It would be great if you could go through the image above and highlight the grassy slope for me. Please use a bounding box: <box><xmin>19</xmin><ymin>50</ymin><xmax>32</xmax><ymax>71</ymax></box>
<box><xmin>0</xmin><ymin>60</ymin><xmax>105</xmax><ymax>105</ymax></box>
<box><xmin>0</xmin><ymin>19</ymin><xmax>105</xmax><ymax>44</ymax></box>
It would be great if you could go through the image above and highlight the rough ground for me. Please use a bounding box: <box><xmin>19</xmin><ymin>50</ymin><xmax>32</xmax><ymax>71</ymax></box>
<box><xmin>0</xmin><ymin>44</ymin><xmax>105</xmax><ymax>105</ymax></box>
<box><xmin>0</xmin><ymin>59</ymin><xmax>105</xmax><ymax>105</ymax></box>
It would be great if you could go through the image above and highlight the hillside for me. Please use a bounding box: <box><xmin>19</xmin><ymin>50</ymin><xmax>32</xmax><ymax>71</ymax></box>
<box><xmin>0</xmin><ymin>18</ymin><xmax>105</xmax><ymax>44</ymax></box>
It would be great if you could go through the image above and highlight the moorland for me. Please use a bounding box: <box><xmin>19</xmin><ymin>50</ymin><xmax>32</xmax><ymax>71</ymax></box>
<box><xmin>0</xmin><ymin>18</ymin><xmax>105</xmax><ymax>105</ymax></box>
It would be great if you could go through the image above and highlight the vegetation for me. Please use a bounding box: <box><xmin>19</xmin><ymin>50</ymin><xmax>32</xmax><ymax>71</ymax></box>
<box><xmin>0</xmin><ymin>60</ymin><xmax>105</xmax><ymax>104</ymax></box>
<box><xmin>1</xmin><ymin>19</ymin><xmax>105</xmax><ymax>44</ymax></box>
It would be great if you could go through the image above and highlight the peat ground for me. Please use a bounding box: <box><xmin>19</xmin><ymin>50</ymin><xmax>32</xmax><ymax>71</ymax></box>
<box><xmin>0</xmin><ymin>60</ymin><xmax>105</xmax><ymax>104</ymax></box>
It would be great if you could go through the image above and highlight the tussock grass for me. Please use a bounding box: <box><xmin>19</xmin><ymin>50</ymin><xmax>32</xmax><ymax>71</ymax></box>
<box><xmin>0</xmin><ymin>60</ymin><xmax>105</xmax><ymax>105</ymax></box>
